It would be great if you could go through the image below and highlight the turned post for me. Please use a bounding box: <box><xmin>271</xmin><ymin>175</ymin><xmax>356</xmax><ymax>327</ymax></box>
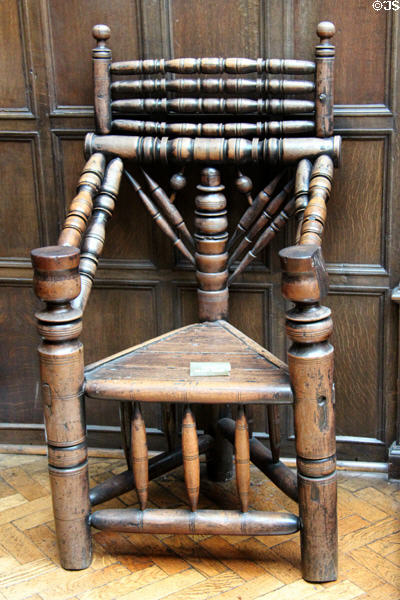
<box><xmin>280</xmin><ymin>244</ymin><xmax>337</xmax><ymax>582</ymax></box>
<box><xmin>294</xmin><ymin>158</ymin><xmax>312</xmax><ymax>244</ymax></box>
<box><xmin>300</xmin><ymin>155</ymin><xmax>333</xmax><ymax>246</ymax></box>
<box><xmin>195</xmin><ymin>167</ymin><xmax>229</xmax><ymax>321</ymax></box>
<box><xmin>315</xmin><ymin>22</ymin><xmax>335</xmax><ymax>138</ymax></box>
<box><xmin>31</xmin><ymin>245</ymin><xmax>91</xmax><ymax>570</ymax></box>
<box><xmin>235</xmin><ymin>405</ymin><xmax>250</xmax><ymax>512</ymax></box>
<box><xmin>182</xmin><ymin>406</ymin><xmax>200</xmax><ymax>511</ymax></box>
<box><xmin>92</xmin><ymin>24</ymin><xmax>112</xmax><ymax>134</ymax></box>
<box><xmin>58</xmin><ymin>153</ymin><xmax>106</xmax><ymax>248</ymax></box>
<box><xmin>131</xmin><ymin>402</ymin><xmax>149</xmax><ymax>510</ymax></box>
<box><xmin>73</xmin><ymin>158</ymin><xmax>123</xmax><ymax>311</ymax></box>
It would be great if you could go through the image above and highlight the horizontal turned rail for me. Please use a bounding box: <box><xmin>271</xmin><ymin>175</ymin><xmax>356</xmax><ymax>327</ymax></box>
<box><xmin>85</xmin><ymin>133</ymin><xmax>341</xmax><ymax>165</ymax></box>
<box><xmin>112</xmin><ymin>98</ymin><xmax>315</xmax><ymax>115</ymax></box>
<box><xmin>112</xmin><ymin>119</ymin><xmax>315</xmax><ymax>137</ymax></box>
<box><xmin>111</xmin><ymin>78</ymin><xmax>315</xmax><ymax>96</ymax></box>
<box><xmin>111</xmin><ymin>57</ymin><xmax>315</xmax><ymax>75</ymax></box>
<box><xmin>90</xmin><ymin>508</ymin><xmax>300</xmax><ymax>535</ymax></box>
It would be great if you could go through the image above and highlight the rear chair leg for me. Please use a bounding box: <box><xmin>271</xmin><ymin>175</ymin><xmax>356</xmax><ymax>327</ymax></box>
<box><xmin>205</xmin><ymin>404</ymin><xmax>233</xmax><ymax>482</ymax></box>
<box><xmin>31</xmin><ymin>246</ymin><xmax>91</xmax><ymax>570</ymax></box>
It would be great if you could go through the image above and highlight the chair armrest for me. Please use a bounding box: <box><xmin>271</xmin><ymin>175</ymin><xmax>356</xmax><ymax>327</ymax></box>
<box><xmin>279</xmin><ymin>244</ymin><xmax>329</xmax><ymax>305</ymax></box>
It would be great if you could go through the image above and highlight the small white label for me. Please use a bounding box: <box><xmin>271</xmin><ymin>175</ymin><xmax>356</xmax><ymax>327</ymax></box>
<box><xmin>190</xmin><ymin>362</ymin><xmax>231</xmax><ymax>377</ymax></box>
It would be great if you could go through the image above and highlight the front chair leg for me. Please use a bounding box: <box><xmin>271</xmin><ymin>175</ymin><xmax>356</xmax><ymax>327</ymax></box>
<box><xmin>280</xmin><ymin>244</ymin><xmax>337</xmax><ymax>582</ymax></box>
<box><xmin>289</xmin><ymin>329</ymin><xmax>337</xmax><ymax>582</ymax></box>
<box><xmin>31</xmin><ymin>246</ymin><xmax>91</xmax><ymax>570</ymax></box>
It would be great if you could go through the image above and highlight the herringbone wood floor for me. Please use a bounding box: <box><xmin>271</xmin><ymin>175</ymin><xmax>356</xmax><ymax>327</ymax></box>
<box><xmin>0</xmin><ymin>452</ymin><xmax>399</xmax><ymax>600</ymax></box>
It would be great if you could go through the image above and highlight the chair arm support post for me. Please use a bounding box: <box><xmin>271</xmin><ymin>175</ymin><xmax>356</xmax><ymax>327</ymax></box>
<box><xmin>280</xmin><ymin>244</ymin><xmax>337</xmax><ymax>583</ymax></box>
<box><xmin>72</xmin><ymin>157</ymin><xmax>123</xmax><ymax>312</ymax></box>
<box><xmin>58</xmin><ymin>153</ymin><xmax>106</xmax><ymax>248</ymax></box>
<box><xmin>299</xmin><ymin>155</ymin><xmax>333</xmax><ymax>246</ymax></box>
<box><xmin>31</xmin><ymin>245</ymin><xmax>91</xmax><ymax>570</ymax></box>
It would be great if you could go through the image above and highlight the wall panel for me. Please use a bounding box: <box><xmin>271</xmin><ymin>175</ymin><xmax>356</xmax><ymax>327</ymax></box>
<box><xmin>0</xmin><ymin>0</ymin><xmax>397</xmax><ymax>464</ymax></box>
<box><xmin>0</xmin><ymin>137</ymin><xmax>42</xmax><ymax>256</ymax></box>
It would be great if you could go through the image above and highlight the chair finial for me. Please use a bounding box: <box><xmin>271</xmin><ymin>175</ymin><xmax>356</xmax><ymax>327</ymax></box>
<box><xmin>92</xmin><ymin>24</ymin><xmax>111</xmax><ymax>44</ymax></box>
<box><xmin>317</xmin><ymin>21</ymin><xmax>335</xmax><ymax>43</ymax></box>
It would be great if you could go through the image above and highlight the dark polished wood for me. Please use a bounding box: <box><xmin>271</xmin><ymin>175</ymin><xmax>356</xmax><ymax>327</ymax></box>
<box><xmin>85</xmin><ymin>133</ymin><xmax>341</xmax><ymax>165</ymax></box>
<box><xmin>111</xmin><ymin>77</ymin><xmax>315</xmax><ymax>96</ymax></box>
<box><xmin>58</xmin><ymin>153</ymin><xmax>106</xmax><ymax>248</ymax></box>
<box><xmin>31</xmin><ymin>245</ymin><xmax>90</xmax><ymax>570</ymax></box>
<box><xmin>30</xmin><ymin>18</ymin><xmax>341</xmax><ymax>583</ymax></box>
<box><xmin>111</xmin><ymin>57</ymin><xmax>315</xmax><ymax>75</ymax></box>
<box><xmin>182</xmin><ymin>405</ymin><xmax>200</xmax><ymax>511</ymax></box>
<box><xmin>112</xmin><ymin>119</ymin><xmax>315</xmax><ymax>137</ymax></box>
<box><xmin>89</xmin><ymin>434</ymin><xmax>214</xmax><ymax>506</ymax></box>
<box><xmin>112</xmin><ymin>97</ymin><xmax>316</xmax><ymax>115</ymax></box>
<box><xmin>280</xmin><ymin>244</ymin><xmax>337</xmax><ymax>582</ymax></box>
<box><xmin>124</xmin><ymin>169</ymin><xmax>195</xmax><ymax>265</ymax></box>
<box><xmin>84</xmin><ymin>320</ymin><xmax>293</xmax><ymax>404</ymax></box>
<box><xmin>235</xmin><ymin>405</ymin><xmax>250</xmax><ymax>512</ymax></box>
<box><xmin>131</xmin><ymin>402</ymin><xmax>148</xmax><ymax>510</ymax></box>
<box><xmin>92</xmin><ymin>25</ymin><xmax>112</xmax><ymax>134</ymax></box>
<box><xmin>218</xmin><ymin>417</ymin><xmax>298</xmax><ymax>503</ymax></box>
<box><xmin>72</xmin><ymin>158</ymin><xmax>124</xmax><ymax>312</ymax></box>
<box><xmin>91</xmin><ymin>508</ymin><xmax>300</xmax><ymax>535</ymax></box>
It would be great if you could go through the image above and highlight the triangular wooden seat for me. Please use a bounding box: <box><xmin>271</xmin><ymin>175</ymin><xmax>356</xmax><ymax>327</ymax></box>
<box><xmin>84</xmin><ymin>320</ymin><xmax>293</xmax><ymax>405</ymax></box>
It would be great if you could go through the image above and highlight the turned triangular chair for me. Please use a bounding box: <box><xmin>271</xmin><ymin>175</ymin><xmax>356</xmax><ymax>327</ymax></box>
<box><xmin>31</xmin><ymin>21</ymin><xmax>340</xmax><ymax>582</ymax></box>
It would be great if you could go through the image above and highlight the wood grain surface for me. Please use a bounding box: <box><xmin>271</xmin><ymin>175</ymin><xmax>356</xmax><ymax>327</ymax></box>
<box><xmin>0</xmin><ymin>453</ymin><xmax>399</xmax><ymax>599</ymax></box>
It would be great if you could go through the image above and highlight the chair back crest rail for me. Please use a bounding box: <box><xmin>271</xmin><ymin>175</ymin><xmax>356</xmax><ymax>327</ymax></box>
<box><xmin>30</xmin><ymin>20</ymin><xmax>340</xmax><ymax>583</ymax></box>
<box><xmin>57</xmin><ymin>19</ymin><xmax>338</xmax><ymax>319</ymax></box>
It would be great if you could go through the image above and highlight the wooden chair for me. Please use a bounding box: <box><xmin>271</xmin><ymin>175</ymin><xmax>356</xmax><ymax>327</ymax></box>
<box><xmin>31</xmin><ymin>21</ymin><xmax>340</xmax><ymax>583</ymax></box>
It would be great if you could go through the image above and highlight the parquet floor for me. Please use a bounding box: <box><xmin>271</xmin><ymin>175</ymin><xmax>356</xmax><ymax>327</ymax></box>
<box><xmin>0</xmin><ymin>452</ymin><xmax>399</xmax><ymax>600</ymax></box>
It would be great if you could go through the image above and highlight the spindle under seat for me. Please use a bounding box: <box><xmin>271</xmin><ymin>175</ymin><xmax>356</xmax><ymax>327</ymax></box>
<box><xmin>84</xmin><ymin>320</ymin><xmax>293</xmax><ymax>404</ymax></box>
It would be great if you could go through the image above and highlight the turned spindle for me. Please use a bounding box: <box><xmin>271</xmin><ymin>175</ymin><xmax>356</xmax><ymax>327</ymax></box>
<box><xmin>111</xmin><ymin>77</ymin><xmax>315</xmax><ymax>97</ymax></box>
<box><xmin>227</xmin><ymin>172</ymin><xmax>284</xmax><ymax>252</ymax></box>
<box><xmin>228</xmin><ymin>178</ymin><xmax>293</xmax><ymax>266</ymax></box>
<box><xmin>170</xmin><ymin>170</ymin><xmax>186</xmax><ymax>203</ymax></box>
<box><xmin>72</xmin><ymin>158</ymin><xmax>123</xmax><ymax>311</ymax></box>
<box><xmin>92</xmin><ymin>25</ymin><xmax>112</xmax><ymax>134</ymax></box>
<box><xmin>58</xmin><ymin>153</ymin><xmax>106</xmax><ymax>248</ymax></box>
<box><xmin>299</xmin><ymin>155</ymin><xmax>333</xmax><ymax>246</ymax></box>
<box><xmin>195</xmin><ymin>167</ymin><xmax>229</xmax><ymax>321</ymax></box>
<box><xmin>125</xmin><ymin>170</ymin><xmax>194</xmax><ymax>264</ymax></box>
<box><xmin>235</xmin><ymin>171</ymin><xmax>253</xmax><ymax>205</ymax></box>
<box><xmin>315</xmin><ymin>22</ymin><xmax>335</xmax><ymax>137</ymax></box>
<box><xmin>182</xmin><ymin>406</ymin><xmax>200</xmax><ymax>512</ymax></box>
<box><xmin>235</xmin><ymin>405</ymin><xmax>250</xmax><ymax>512</ymax></box>
<box><xmin>111</xmin><ymin>57</ymin><xmax>315</xmax><ymax>75</ymax></box>
<box><xmin>31</xmin><ymin>245</ymin><xmax>91</xmax><ymax>570</ymax></box>
<box><xmin>112</xmin><ymin>97</ymin><xmax>315</xmax><ymax>115</ymax></box>
<box><xmin>280</xmin><ymin>244</ymin><xmax>337</xmax><ymax>582</ymax></box>
<box><xmin>141</xmin><ymin>170</ymin><xmax>194</xmax><ymax>247</ymax></box>
<box><xmin>229</xmin><ymin>196</ymin><xmax>295</xmax><ymax>284</ymax></box>
<box><xmin>131</xmin><ymin>403</ymin><xmax>148</xmax><ymax>510</ymax></box>
<box><xmin>112</xmin><ymin>119</ymin><xmax>315</xmax><ymax>137</ymax></box>
<box><xmin>294</xmin><ymin>158</ymin><xmax>312</xmax><ymax>244</ymax></box>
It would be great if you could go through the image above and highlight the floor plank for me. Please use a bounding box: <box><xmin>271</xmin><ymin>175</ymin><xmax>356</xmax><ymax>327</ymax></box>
<box><xmin>0</xmin><ymin>453</ymin><xmax>399</xmax><ymax>599</ymax></box>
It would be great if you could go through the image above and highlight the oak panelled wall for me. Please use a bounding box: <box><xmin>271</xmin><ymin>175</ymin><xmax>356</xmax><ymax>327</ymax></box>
<box><xmin>1</xmin><ymin>0</ymin><xmax>399</xmax><ymax>463</ymax></box>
